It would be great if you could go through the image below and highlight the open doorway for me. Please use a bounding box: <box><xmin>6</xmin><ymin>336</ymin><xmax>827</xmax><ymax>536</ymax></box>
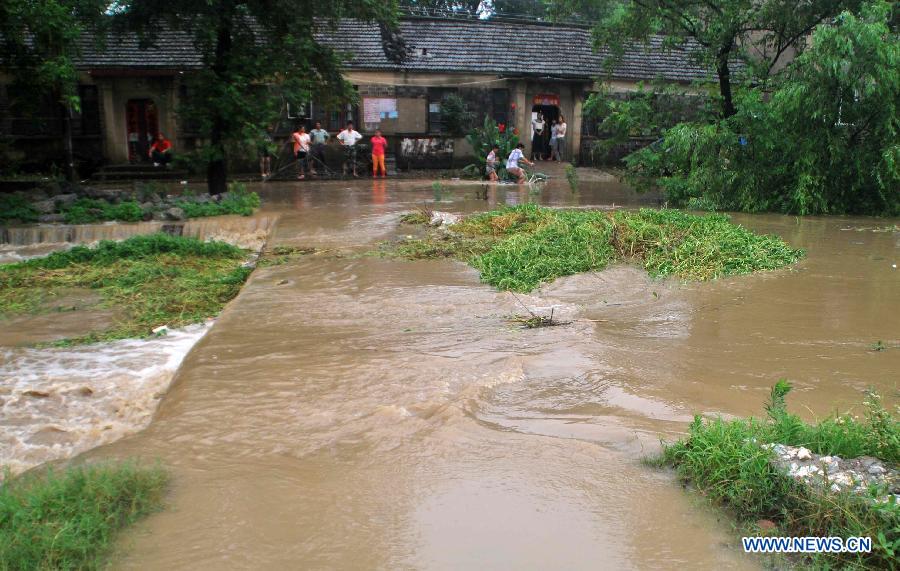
<box><xmin>125</xmin><ymin>99</ymin><xmax>159</xmax><ymax>163</ymax></box>
<box><xmin>531</xmin><ymin>103</ymin><xmax>559</xmax><ymax>160</ymax></box>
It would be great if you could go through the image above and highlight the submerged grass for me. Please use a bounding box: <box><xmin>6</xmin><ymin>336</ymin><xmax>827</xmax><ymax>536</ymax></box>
<box><xmin>0</xmin><ymin>462</ymin><xmax>167</xmax><ymax>570</ymax></box>
<box><xmin>0</xmin><ymin>233</ymin><xmax>251</xmax><ymax>344</ymax></box>
<box><xmin>660</xmin><ymin>381</ymin><xmax>899</xmax><ymax>569</ymax></box>
<box><xmin>389</xmin><ymin>204</ymin><xmax>804</xmax><ymax>292</ymax></box>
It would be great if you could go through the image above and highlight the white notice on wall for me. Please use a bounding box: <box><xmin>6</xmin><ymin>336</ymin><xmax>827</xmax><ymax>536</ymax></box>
<box><xmin>363</xmin><ymin>98</ymin><xmax>398</xmax><ymax>123</ymax></box>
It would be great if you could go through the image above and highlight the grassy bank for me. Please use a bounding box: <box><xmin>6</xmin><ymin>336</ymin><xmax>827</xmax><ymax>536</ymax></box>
<box><xmin>0</xmin><ymin>183</ymin><xmax>260</xmax><ymax>225</ymax></box>
<box><xmin>659</xmin><ymin>381</ymin><xmax>899</xmax><ymax>569</ymax></box>
<box><xmin>0</xmin><ymin>462</ymin><xmax>167</xmax><ymax>570</ymax></box>
<box><xmin>394</xmin><ymin>205</ymin><xmax>803</xmax><ymax>291</ymax></box>
<box><xmin>0</xmin><ymin>233</ymin><xmax>252</xmax><ymax>344</ymax></box>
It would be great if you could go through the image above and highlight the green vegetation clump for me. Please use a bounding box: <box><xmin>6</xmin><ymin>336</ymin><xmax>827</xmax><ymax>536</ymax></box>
<box><xmin>0</xmin><ymin>195</ymin><xmax>38</xmax><ymax>224</ymax></box>
<box><xmin>175</xmin><ymin>185</ymin><xmax>260</xmax><ymax>218</ymax></box>
<box><xmin>62</xmin><ymin>198</ymin><xmax>144</xmax><ymax>224</ymax></box>
<box><xmin>0</xmin><ymin>233</ymin><xmax>251</xmax><ymax>344</ymax></box>
<box><xmin>0</xmin><ymin>462</ymin><xmax>167</xmax><ymax>570</ymax></box>
<box><xmin>661</xmin><ymin>381</ymin><xmax>899</xmax><ymax>569</ymax></box>
<box><xmin>391</xmin><ymin>205</ymin><xmax>803</xmax><ymax>292</ymax></box>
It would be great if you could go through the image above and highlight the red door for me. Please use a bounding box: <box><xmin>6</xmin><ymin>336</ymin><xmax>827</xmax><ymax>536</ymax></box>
<box><xmin>125</xmin><ymin>99</ymin><xmax>159</xmax><ymax>163</ymax></box>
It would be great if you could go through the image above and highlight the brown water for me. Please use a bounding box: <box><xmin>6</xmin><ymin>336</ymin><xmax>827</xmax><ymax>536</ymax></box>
<box><xmin>8</xmin><ymin>174</ymin><xmax>900</xmax><ymax>569</ymax></box>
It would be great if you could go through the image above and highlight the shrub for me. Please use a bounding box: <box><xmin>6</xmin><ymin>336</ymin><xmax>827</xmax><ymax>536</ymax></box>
<box><xmin>0</xmin><ymin>195</ymin><xmax>38</xmax><ymax>224</ymax></box>
<box><xmin>662</xmin><ymin>381</ymin><xmax>900</xmax><ymax>569</ymax></box>
<box><xmin>464</xmin><ymin>117</ymin><xmax>520</xmax><ymax>181</ymax></box>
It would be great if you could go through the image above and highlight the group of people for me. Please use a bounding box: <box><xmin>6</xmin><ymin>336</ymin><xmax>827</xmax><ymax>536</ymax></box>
<box><xmin>485</xmin><ymin>142</ymin><xmax>534</xmax><ymax>184</ymax></box>
<box><xmin>530</xmin><ymin>112</ymin><xmax>567</xmax><ymax>162</ymax></box>
<box><xmin>268</xmin><ymin>121</ymin><xmax>388</xmax><ymax>180</ymax></box>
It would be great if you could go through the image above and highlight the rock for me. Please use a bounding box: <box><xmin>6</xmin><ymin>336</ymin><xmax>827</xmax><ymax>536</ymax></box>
<box><xmin>430</xmin><ymin>211</ymin><xmax>461</xmax><ymax>226</ymax></box>
<box><xmin>868</xmin><ymin>464</ymin><xmax>886</xmax><ymax>476</ymax></box>
<box><xmin>162</xmin><ymin>207</ymin><xmax>185</xmax><ymax>221</ymax></box>
<box><xmin>54</xmin><ymin>193</ymin><xmax>79</xmax><ymax>208</ymax></box>
<box><xmin>151</xmin><ymin>325</ymin><xmax>169</xmax><ymax>335</ymax></box>
<box><xmin>85</xmin><ymin>187</ymin><xmax>120</xmax><ymax>202</ymax></box>
<box><xmin>38</xmin><ymin>213</ymin><xmax>66</xmax><ymax>223</ymax></box>
<box><xmin>32</xmin><ymin>198</ymin><xmax>57</xmax><ymax>214</ymax></box>
<box><xmin>796</xmin><ymin>447</ymin><xmax>812</xmax><ymax>460</ymax></box>
<box><xmin>24</xmin><ymin>188</ymin><xmax>49</xmax><ymax>201</ymax></box>
<box><xmin>78</xmin><ymin>387</ymin><xmax>94</xmax><ymax>397</ymax></box>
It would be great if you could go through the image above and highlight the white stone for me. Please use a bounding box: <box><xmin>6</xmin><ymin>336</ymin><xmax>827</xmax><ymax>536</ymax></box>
<box><xmin>151</xmin><ymin>325</ymin><xmax>169</xmax><ymax>335</ymax></box>
<box><xmin>868</xmin><ymin>464</ymin><xmax>886</xmax><ymax>476</ymax></box>
<box><xmin>796</xmin><ymin>447</ymin><xmax>812</xmax><ymax>460</ymax></box>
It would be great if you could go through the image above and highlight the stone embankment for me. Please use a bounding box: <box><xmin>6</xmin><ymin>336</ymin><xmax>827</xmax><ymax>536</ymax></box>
<box><xmin>765</xmin><ymin>443</ymin><xmax>899</xmax><ymax>503</ymax></box>
<box><xmin>6</xmin><ymin>183</ymin><xmax>237</xmax><ymax>223</ymax></box>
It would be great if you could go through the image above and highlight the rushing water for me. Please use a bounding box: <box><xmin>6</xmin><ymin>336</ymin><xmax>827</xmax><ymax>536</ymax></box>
<box><xmin>2</xmin><ymin>173</ymin><xmax>898</xmax><ymax>569</ymax></box>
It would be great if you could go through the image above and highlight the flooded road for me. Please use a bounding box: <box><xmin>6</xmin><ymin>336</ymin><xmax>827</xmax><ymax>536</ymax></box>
<box><xmin>9</xmin><ymin>175</ymin><xmax>900</xmax><ymax>569</ymax></box>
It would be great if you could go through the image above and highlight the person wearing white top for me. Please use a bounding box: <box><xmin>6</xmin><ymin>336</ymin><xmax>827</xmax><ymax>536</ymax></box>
<box><xmin>531</xmin><ymin>112</ymin><xmax>546</xmax><ymax>160</ymax></box>
<box><xmin>506</xmin><ymin>143</ymin><xmax>534</xmax><ymax>184</ymax></box>
<box><xmin>554</xmin><ymin>115</ymin><xmax>568</xmax><ymax>162</ymax></box>
<box><xmin>336</xmin><ymin>120</ymin><xmax>363</xmax><ymax>177</ymax></box>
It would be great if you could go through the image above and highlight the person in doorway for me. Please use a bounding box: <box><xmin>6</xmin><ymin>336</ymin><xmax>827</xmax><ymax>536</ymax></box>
<box><xmin>149</xmin><ymin>133</ymin><xmax>173</xmax><ymax>167</ymax></box>
<box><xmin>485</xmin><ymin>144</ymin><xmax>500</xmax><ymax>182</ymax></box>
<box><xmin>549</xmin><ymin>119</ymin><xmax>559</xmax><ymax>162</ymax></box>
<box><xmin>336</xmin><ymin>120</ymin><xmax>363</xmax><ymax>177</ymax></box>
<box><xmin>258</xmin><ymin>127</ymin><xmax>274</xmax><ymax>179</ymax></box>
<box><xmin>531</xmin><ymin>112</ymin><xmax>545</xmax><ymax>160</ymax></box>
<box><xmin>370</xmin><ymin>129</ymin><xmax>388</xmax><ymax>177</ymax></box>
<box><xmin>309</xmin><ymin>121</ymin><xmax>329</xmax><ymax>176</ymax></box>
<box><xmin>555</xmin><ymin>114</ymin><xmax>567</xmax><ymax>162</ymax></box>
<box><xmin>506</xmin><ymin>142</ymin><xmax>533</xmax><ymax>184</ymax></box>
<box><xmin>292</xmin><ymin>124</ymin><xmax>311</xmax><ymax>179</ymax></box>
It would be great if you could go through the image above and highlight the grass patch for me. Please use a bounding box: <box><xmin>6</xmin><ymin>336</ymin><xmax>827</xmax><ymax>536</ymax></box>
<box><xmin>0</xmin><ymin>195</ymin><xmax>38</xmax><ymax>224</ymax></box>
<box><xmin>62</xmin><ymin>199</ymin><xmax>144</xmax><ymax>224</ymax></box>
<box><xmin>388</xmin><ymin>205</ymin><xmax>804</xmax><ymax>292</ymax></box>
<box><xmin>0</xmin><ymin>233</ymin><xmax>252</xmax><ymax>344</ymax></box>
<box><xmin>0</xmin><ymin>462</ymin><xmax>167</xmax><ymax>570</ymax></box>
<box><xmin>660</xmin><ymin>381</ymin><xmax>899</xmax><ymax>569</ymax></box>
<box><xmin>174</xmin><ymin>185</ymin><xmax>260</xmax><ymax>218</ymax></box>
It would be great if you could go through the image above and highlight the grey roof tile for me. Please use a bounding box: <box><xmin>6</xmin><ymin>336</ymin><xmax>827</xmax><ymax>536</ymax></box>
<box><xmin>75</xmin><ymin>17</ymin><xmax>721</xmax><ymax>82</ymax></box>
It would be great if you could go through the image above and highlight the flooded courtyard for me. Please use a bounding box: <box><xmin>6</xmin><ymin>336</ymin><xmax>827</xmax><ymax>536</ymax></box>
<box><xmin>2</xmin><ymin>175</ymin><xmax>898</xmax><ymax>569</ymax></box>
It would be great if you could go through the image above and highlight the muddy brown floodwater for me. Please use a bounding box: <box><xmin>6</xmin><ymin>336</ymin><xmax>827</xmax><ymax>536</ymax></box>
<box><xmin>28</xmin><ymin>176</ymin><xmax>899</xmax><ymax>569</ymax></box>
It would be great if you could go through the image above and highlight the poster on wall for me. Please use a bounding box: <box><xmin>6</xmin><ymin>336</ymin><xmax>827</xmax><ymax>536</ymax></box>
<box><xmin>363</xmin><ymin>98</ymin><xmax>399</xmax><ymax>123</ymax></box>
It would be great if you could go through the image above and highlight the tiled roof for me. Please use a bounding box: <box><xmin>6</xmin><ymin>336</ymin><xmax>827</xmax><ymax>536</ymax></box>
<box><xmin>317</xmin><ymin>18</ymin><xmax>715</xmax><ymax>82</ymax></box>
<box><xmin>76</xmin><ymin>17</ymin><xmax>718</xmax><ymax>82</ymax></box>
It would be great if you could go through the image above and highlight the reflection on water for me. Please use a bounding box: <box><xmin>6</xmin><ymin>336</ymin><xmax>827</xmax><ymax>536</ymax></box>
<box><xmin>3</xmin><ymin>174</ymin><xmax>898</xmax><ymax>569</ymax></box>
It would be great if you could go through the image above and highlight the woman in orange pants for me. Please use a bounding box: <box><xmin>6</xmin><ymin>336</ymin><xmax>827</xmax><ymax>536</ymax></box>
<box><xmin>370</xmin><ymin>129</ymin><xmax>387</xmax><ymax>177</ymax></box>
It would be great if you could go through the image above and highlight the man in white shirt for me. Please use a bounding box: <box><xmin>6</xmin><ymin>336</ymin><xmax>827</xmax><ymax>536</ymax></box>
<box><xmin>506</xmin><ymin>143</ymin><xmax>533</xmax><ymax>184</ymax></box>
<box><xmin>336</xmin><ymin>120</ymin><xmax>363</xmax><ymax>177</ymax></box>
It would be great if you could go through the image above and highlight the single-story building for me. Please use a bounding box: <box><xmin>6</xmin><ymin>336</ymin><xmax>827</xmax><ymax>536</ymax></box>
<box><xmin>0</xmin><ymin>16</ymin><xmax>716</xmax><ymax>173</ymax></box>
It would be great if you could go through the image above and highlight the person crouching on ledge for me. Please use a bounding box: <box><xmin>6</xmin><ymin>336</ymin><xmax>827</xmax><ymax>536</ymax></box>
<box><xmin>149</xmin><ymin>133</ymin><xmax>173</xmax><ymax>167</ymax></box>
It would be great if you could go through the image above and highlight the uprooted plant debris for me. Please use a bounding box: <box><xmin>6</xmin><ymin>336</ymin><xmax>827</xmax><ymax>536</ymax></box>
<box><xmin>383</xmin><ymin>204</ymin><xmax>804</xmax><ymax>292</ymax></box>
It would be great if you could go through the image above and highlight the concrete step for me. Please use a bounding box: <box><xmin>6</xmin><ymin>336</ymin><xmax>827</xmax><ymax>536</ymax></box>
<box><xmin>91</xmin><ymin>169</ymin><xmax>187</xmax><ymax>182</ymax></box>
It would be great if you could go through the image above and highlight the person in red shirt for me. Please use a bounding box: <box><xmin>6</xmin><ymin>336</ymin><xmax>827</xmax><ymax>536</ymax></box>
<box><xmin>370</xmin><ymin>130</ymin><xmax>387</xmax><ymax>177</ymax></box>
<box><xmin>149</xmin><ymin>133</ymin><xmax>173</xmax><ymax>167</ymax></box>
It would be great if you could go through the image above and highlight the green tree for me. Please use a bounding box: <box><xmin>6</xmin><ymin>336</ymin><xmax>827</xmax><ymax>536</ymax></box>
<box><xmin>626</xmin><ymin>1</ymin><xmax>899</xmax><ymax>215</ymax></box>
<box><xmin>117</xmin><ymin>0</ymin><xmax>397</xmax><ymax>194</ymax></box>
<box><xmin>554</xmin><ymin>0</ymin><xmax>863</xmax><ymax>118</ymax></box>
<box><xmin>0</xmin><ymin>0</ymin><xmax>108</xmax><ymax>180</ymax></box>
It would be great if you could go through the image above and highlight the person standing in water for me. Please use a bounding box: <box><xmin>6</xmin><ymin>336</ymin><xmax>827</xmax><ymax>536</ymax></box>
<box><xmin>506</xmin><ymin>142</ymin><xmax>533</xmax><ymax>184</ymax></box>
<box><xmin>336</xmin><ymin>121</ymin><xmax>363</xmax><ymax>177</ymax></box>
<box><xmin>291</xmin><ymin>124</ymin><xmax>311</xmax><ymax>179</ymax></box>
<box><xmin>370</xmin><ymin>129</ymin><xmax>388</xmax><ymax>177</ymax></box>
<box><xmin>485</xmin><ymin>144</ymin><xmax>500</xmax><ymax>182</ymax></box>
<box><xmin>308</xmin><ymin>121</ymin><xmax>329</xmax><ymax>176</ymax></box>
